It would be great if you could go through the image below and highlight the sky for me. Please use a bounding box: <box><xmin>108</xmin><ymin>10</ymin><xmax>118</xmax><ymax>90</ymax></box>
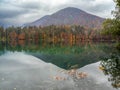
<box><xmin>0</xmin><ymin>0</ymin><xmax>115</xmax><ymax>26</ymax></box>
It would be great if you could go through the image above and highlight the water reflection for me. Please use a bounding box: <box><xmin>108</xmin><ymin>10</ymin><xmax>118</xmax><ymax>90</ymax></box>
<box><xmin>0</xmin><ymin>52</ymin><xmax>118</xmax><ymax>90</ymax></box>
<box><xmin>0</xmin><ymin>41</ymin><xmax>114</xmax><ymax>70</ymax></box>
<box><xmin>0</xmin><ymin>40</ymin><xmax>119</xmax><ymax>89</ymax></box>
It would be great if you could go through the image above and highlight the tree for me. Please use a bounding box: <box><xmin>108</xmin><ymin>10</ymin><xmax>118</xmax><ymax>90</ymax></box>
<box><xmin>102</xmin><ymin>0</ymin><xmax>120</xmax><ymax>38</ymax></box>
<box><xmin>100</xmin><ymin>53</ymin><xmax>120</xmax><ymax>88</ymax></box>
<box><xmin>100</xmin><ymin>1</ymin><xmax>120</xmax><ymax>88</ymax></box>
<box><xmin>0</xmin><ymin>26</ymin><xmax>4</xmax><ymax>41</ymax></box>
<box><xmin>113</xmin><ymin>0</ymin><xmax>120</xmax><ymax>20</ymax></box>
<box><xmin>102</xmin><ymin>19</ymin><xmax>120</xmax><ymax>37</ymax></box>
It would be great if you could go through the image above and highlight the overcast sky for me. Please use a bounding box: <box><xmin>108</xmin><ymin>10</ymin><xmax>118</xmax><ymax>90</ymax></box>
<box><xmin>0</xmin><ymin>0</ymin><xmax>115</xmax><ymax>26</ymax></box>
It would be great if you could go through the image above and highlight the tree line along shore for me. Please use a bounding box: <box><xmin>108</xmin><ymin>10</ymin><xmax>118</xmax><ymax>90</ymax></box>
<box><xmin>0</xmin><ymin>25</ymin><xmax>119</xmax><ymax>43</ymax></box>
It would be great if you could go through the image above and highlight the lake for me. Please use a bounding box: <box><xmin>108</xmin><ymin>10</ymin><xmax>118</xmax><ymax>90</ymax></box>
<box><xmin>0</xmin><ymin>41</ymin><xmax>120</xmax><ymax>90</ymax></box>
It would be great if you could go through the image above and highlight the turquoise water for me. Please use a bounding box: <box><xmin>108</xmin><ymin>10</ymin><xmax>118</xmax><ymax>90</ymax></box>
<box><xmin>0</xmin><ymin>41</ymin><xmax>119</xmax><ymax>90</ymax></box>
<box><xmin>0</xmin><ymin>41</ymin><xmax>114</xmax><ymax>69</ymax></box>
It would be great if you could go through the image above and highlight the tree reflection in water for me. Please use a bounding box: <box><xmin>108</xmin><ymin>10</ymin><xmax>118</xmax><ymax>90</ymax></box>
<box><xmin>100</xmin><ymin>52</ymin><xmax>120</xmax><ymax>89</ymax></box>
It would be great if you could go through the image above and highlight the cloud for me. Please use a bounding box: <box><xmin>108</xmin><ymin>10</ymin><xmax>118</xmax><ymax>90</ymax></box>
<box><xmin>67</xmin><ymin>0</ymin><xmax>115</xmax><ymax>18</ymax></box>
<box><xmin>0</xmin><ymin>0</ymin><xmax>115</xmax><ymax>26</ymax></box>
<box><xmin>0</xmin><ymin>5</ymin><xmax>28</xmax><ymax>18</ymax></box>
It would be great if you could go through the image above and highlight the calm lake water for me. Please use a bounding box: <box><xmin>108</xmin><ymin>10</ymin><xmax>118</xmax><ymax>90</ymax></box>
<box><xmin>0</xmin><ymin>41</ymin><xmax>119</xmax><ymax>90</ymax></box>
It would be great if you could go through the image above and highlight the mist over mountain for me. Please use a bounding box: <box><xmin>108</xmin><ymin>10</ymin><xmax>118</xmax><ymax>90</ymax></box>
<box><xmin>25</xmin><ymin>7</ymin><xmax>104</xmax><ymax>28</ymax></box>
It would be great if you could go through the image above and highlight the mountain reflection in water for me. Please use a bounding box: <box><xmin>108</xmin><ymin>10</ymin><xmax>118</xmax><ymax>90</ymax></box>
<box><xmin>0</xmin><ymin>41</ymin><xmax>119</xmax><ymax>90</ymax></box>
<box><xmin>0</xmin><ymin>52</ymin><xmax>119</xmax><ymax>90</ymax></box>
<box><xmin>0</xmin><ymin>41</ymin><xmax>114</xmax><ymax>70</ymax></box>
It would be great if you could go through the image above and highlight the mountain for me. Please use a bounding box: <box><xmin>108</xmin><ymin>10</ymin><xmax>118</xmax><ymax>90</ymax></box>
<box><xmin>25</xmin><ymin>7</ymin><xmax>104</xmax><ymax>28</ymax></box>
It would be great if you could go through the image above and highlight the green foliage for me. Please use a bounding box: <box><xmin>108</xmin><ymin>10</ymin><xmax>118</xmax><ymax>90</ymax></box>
<box><xmin>102</xmin><ymin>0</ymin><xmax>120</xmax><ymax>40</ymax></box>
<box><xmin>112</xmin><ymin>0</ymin><xmax>120</xmax><ymax>19</ymax></box>
<box><xmin>100</xmin><ymin>2</ymin><xmax>120</xmax><ymax>88</ymax></box>
<box><xmin>116</xmin><ymin>43</ymin><xmax>120</xmax><ymax>50</ymax></box>
<box><xmin>114</xmin><ymin>0</ymin><xmax>120</xmax><ymax>6</ymax></box>
<box><xmin>102</xmin><ymin>19</ymin><xmax>120</xmax><ymax>36</ymax></box>
<box><xmin>0</xmin><ymin>26</ymin><xmax>5</xmax><ymax>41</ymax></box>
<box><xmin>100</xmin><ymin>52</ymin><xmax>120</xmax><ymax>88</ymax></box>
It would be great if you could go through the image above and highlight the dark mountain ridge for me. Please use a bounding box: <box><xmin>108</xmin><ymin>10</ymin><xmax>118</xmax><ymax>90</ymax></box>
<box><xmin>25</xmin><ymin>7</ymin><xmax>104</xmax><ymax>28</ymax></box>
